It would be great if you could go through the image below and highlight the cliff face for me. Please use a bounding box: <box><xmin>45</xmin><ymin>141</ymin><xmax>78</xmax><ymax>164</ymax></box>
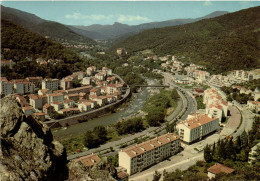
<box><xmin>0</xmin><ymin>95</ymin><xmax>68</xmax><ymax>180</ymax></box>
<box><xmin>0</xmin><ymin>95</ymin><xmax>117</xmax><ymax>181</ymax></box>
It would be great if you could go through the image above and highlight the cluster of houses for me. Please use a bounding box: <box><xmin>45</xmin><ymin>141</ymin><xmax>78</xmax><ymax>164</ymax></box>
<box><xmin>0</xmin><ymin>66</ymin><xmax>125</xmax><ymax>121</ymax></box>
<box><xmin>0</xmin><ymin>59</ymin><xmax>15</xmax><ymax>68</ymax></box>
<box><xmin>185</xmin><ymin>64</ymin><xmax>210</xmax><ymax>82</ymax></box>
<box><xmin>36</xmin><ymin>58</ymin><xmax>62</xmax><ymax>66</ymax></box>
<box><xmin>117</xmin><ymin>48</ymin><xmax>127</xmax><ymax>56</ymax></box>
<box><xmin>160</xmin><ymin>55</ymin><xmax>184</xmax><ymax>73</ymax></box>
<box><xmin>203</xmin><ymin>88</ymin><xmax>228</xmax><ymax>122</ymax></box>
<box><xmin>73</xmin><ymin>132</ymin><xmax>181</xmax><ymax>179</ymax></box>
<box><xmin>209</xmin><ymin>70</ymin><xmax>255</xmax><ymax>87</ymax></box>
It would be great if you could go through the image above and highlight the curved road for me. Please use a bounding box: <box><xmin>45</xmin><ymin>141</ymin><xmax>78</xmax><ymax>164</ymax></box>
<box><xmin>68</xmin><ymin>73</ymin><xmax>195</xmax><ymax>160</ymax></box>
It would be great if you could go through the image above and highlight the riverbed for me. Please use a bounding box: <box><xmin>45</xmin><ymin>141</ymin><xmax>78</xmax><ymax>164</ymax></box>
<box><xmin>52</xmin><ymin>78</ymin><xmax>159</xmax><ymax>139</ymax></box>
<box><xmin>52</xmin><ymin>88</ymin><xmax>150</xmax><ymax>139</ymax></box>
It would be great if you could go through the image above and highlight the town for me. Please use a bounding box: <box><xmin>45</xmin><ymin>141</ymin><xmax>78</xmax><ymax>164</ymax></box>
<box><xmin>2</xmin><ymin>51</ymin><xmax>259</xmax><ymax>181</ymax></box>
<box><xmin>1</xmin><ymin>2</ymin><xmax>260</xmax><ymax>181</ymax></box>
<box><xmin>0</xmin><ymin>65</ymin><xmax>126</xmax><ymax>123</ymax></box>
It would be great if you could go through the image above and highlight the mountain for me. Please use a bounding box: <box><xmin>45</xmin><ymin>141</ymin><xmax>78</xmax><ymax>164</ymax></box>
<box><xmin>70</xmin><ymin>11</ymin><xmax>228</xmax><ymax>40</ymax></box>
<box><xmin>1</xmin><ymin>5</ymin><xmax>96</xmax><ymax>44</ymax></box>
<box><xmin>1</xmin><ymin>19</ymin><xmax>85</xmax><ymax>80</ymax></box>
<box><xmin>110</xmin><ymin>6</ymin><xmax>260</xmax><ymax>74</ymax></box>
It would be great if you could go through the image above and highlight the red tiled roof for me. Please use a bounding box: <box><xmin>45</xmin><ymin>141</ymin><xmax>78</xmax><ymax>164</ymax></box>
<box><xmin>47</xmin><ymin>93</ymin><xmax>63</xmax><ymax>97</ymax></box>
<box><xmin>64</xmin><ymin>99</ymin><xmax>73</xmax><ymax>103</ymax></box>
<box><xmin>122</xmin><ymin>133</ymin><xmax>180</xmax><ymax>158</ymax></box>
<box><xmin>39</xmin><ymin>89</ymin><xmax>51</xmax><ymax>94</ymax></box>
<box><xmin>33</xmin><ymin>112</ymin><xmax>45</xmax><ymax>116</ymax></box>
<box><xmin>0</xmin><ymin>77</ymin><xmax>8</xmax><ymax>82</ymax></box>
<box><xmin>207</xmin><ymin>163</ymin><xmax>234</xmax><ymax>174</ymax></box>
<box><xmin>180</xmin><ymin>114</ymin><xmax>217</xmax><ymax>130</ymax></box>
<box><xmin>73</xmin><ymin>154</ymin><xmax>101</xmax><ymax>167</ymax></box>
<box><xmin>52</xmin><ymin>101</ymin><xmax>62</xmax><ymax>105</ymax></box>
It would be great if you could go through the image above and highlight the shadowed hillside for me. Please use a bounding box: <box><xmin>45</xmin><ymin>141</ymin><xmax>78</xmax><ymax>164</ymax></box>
<box><xmin>110</xmin><ymin>6</ymin><xmax>260</xmax><ymax>74</ymax></box>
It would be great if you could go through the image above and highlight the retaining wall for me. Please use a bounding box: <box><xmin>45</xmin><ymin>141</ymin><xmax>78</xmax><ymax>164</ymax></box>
<box><xmin>46</xmin><ymin>88</ymin><xmax>131</xmax><ymax>128</ymax></box>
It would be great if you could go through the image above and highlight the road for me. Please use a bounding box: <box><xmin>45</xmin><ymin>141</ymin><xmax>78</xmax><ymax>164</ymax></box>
<box><xmin>129</xmin><ymin>73</ymin><xmax>245</xmax><ymax>181</ymax></box>
<box><xmin>68</xmin><ymin>73</ymin><xmax>191</xmax><ymax>160</ymax></box>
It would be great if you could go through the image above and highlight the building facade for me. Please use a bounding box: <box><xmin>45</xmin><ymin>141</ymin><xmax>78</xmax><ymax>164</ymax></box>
<box><xmin>176</xmin><ymin>114</ymin><xmax>219</xmax><ymax>144</ymax></box>
<box><xmin>119</xmin><ymin>133</ymin><xmax>181</xmax><ymax>175</ymax></box>
<box><xmin>42</xmin><ymin>78</ymin><xmax>59</xmax><ymax>90</ymax></box>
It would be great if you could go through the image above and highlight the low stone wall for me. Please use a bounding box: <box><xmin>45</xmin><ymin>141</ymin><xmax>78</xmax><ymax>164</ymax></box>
<box><xmin>46</xmin><ymin>87</ymin><xmax>131</xmax><ymax>128</ymax></box>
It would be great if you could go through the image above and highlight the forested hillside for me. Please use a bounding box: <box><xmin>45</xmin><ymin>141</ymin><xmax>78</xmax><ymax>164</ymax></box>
<box><xmin>1</xmin><ymin>20</ymin><xmax>88</xmax><ymax>80</ymax></box>
<box><xmin>111</xmin><ymin>6</ymin><xmax>260</xmax><ymax>74</ymax></box>
<box><xmin>1</xmin><ymin>5</ymin><xmax>96</xmax><ymax>45</ymax></box>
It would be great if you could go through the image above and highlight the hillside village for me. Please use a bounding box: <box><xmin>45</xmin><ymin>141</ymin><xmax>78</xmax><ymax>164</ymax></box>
<box><xmin>0</xmin><ymin>66</ymin><xmax>126</xmax><ymax>122</ymax></box>
<box><xmin>63</xmin><ymin>52</ymin><xmax>260</xmax><ymax>180</ymax></box>
<box><xmin>1</xmin><ymin>3</ymin><xmax>260</xmax><ymax>181</ymax></box>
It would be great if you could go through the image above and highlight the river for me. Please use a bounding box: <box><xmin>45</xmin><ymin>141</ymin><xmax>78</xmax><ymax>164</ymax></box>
<box><xmin>52</xmin><ymin>87</ymin><xmax>150</xmax><ymax>139</ymax></box>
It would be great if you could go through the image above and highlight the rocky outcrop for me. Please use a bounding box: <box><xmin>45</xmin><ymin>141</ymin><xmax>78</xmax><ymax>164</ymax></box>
<box><xmin>0</xmin><ymin>95</ymin><xmax>117</xmax><ymax>181</ymax></box>
<box><xmin>0</xmin><ymin>95</ymin><xmax>68</xmax><ymax>181</ymax></box>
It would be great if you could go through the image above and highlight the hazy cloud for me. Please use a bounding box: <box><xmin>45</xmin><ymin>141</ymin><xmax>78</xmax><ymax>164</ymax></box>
<box><xmin>65</xmin><ymin>12</ymin><xmax>114</xmax><ymax>21</ymax></box>
<box><xmin>65</xmin><ymin>13</ymin><xmax>152</xmax><ymax>24</ymax></box>
<box><xmin>117</xmin><ymin>15</ymin><xmax>151</xmax><ymax>23</ymax></box>
<box><xmin>203</xmin><ymin>0</ymin><xmax>213</xmax><ymax>6</ymax></box>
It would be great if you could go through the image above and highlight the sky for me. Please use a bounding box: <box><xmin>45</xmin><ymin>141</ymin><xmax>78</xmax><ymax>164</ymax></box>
<box><xmin>2</xmin><ymin>1</ymin><xmax>260</xmax><ymax>26</ymax></box>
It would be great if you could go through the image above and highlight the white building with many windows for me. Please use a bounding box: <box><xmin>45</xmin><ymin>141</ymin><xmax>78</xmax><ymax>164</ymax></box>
<box><xmin>42</xmin><ymin>78</ymin><xmax>59</xmax><ymax>90</ymax></box>
<box><xmin>0</xmin><ymin>77</ymin><xmax>14</xmax><ymax>95</ymax></box>
<box><xmin>176</xmin><ymin>114</ymin><xmax>219</xmax><ymax>144</ymax></box>
<box><xmin>119</xmin><ymin>133</ymin><xmax>181</xmax><ymax>175</ymax></box>
<box><xmin>47</xmin><ymin>93</ymin><xmax>64</xmax><ymax>104</ymax></box>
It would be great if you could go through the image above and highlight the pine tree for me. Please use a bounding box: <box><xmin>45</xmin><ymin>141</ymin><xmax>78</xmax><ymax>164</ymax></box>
<box><xmin>216</xmin><ymin>139</ymin><xmax>226</xmax><ymax>161</ymax></box>
<box><xmin>204</xmin><ymin>144</ymin><xmax>213</xmax><ymax>163</ymax></box>
<box><xmin>235</xmin><ymin>135</ymin><xmax>242</xmax><ymax>152</ymax></box>
<box><xmin>225</xmin><ymin>139</ymin><xmax>236</xmax><ymax>160</ymax></box>
<box><xmin>241</xmin><ymin>130</ymin><xmax>249</xmax><ymax>148</ymax></box>
<box><xmin>212</xmin><ymin>142</ymin><xmax>216</xmax><ymax>154</ymax></box>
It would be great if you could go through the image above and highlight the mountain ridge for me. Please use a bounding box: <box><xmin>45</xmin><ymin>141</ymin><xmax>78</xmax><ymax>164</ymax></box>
<box><xmin>110</xmin><ymin>6</ymin><xmax>260</xmax><ymax>74</ymax></box>
<box><xmin>69</xmin><ymin>11</ymin><xmax>228</xmax><ymax>40</ymax></box>
<box><xmin>1</xmin><ymin>5</ymin><xmax>96</xmax><ymax>45</ymax></box>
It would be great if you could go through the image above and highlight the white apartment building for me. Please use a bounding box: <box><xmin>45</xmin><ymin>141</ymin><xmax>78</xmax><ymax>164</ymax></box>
<box><xmin>29</xmin><ymin>95</ymin><xmax>43</xmax><ymax>109</ymax></box>
<box><xmin>82</xmin><ymin>77</ymin><xmax>91</xmax><ymax>85</ymax></box>
<box><xmin>119</xmin><ymin>133</ymin><xmax>181</xmax><ymax>175</ymax></box>
<box><xmin>86</xmin><ymin>66</ymin><xmax>96</xmax><ymax>76</ymax></box>
<box><xmin>176</xmin><ymin>114</ymin><xmax>219</xmax><ymax>144</ymax></box>
<box><xmin>51</xmin><ymin>101</ymin><xmax>64</xmax><ymax>112</ymax></box>
<box><xmin>248</xmin><ymin>142</ymin><xmax>260</xmax><ymax>165</ymax></box>
<box><xmin>203</xmin><ymin>88</ymin><xmax>228</xmax><ymax>121</ymax></box>
<box><xmin>60</xmin><ymin>78</ymin><xmax>73</xmax><ymax>90</ymax></box>
<box><xmin>42</xmin><ymin>78</ymin><xmax>59</xmax><ymax>90</ymax></box>
<box><xmin>47</xmin><ymin>93</ymin><xmax>64</xmax><ymax>104</ymax></box>
<box><xmin>95</xmin><ymin>72</ymin><xmax>106</xmax><ymax>81</ymax></box>
<box><xmin>107</xmin><ymin>84</ymin><xmax>123</xmax><ymax>95</ymax></box>
<box><xmin>102</xmin><ymin>67</ymin><xmax>112</xmax><ymax>76</ymax></box>
<box><xmin>78</xmin><ymin>102</ymin><xmax>92</xmax><ymax>112</ymax></box>
<box><xmin>0</xmin><ymin>78</ymin><xmax>14</xmax><ymax>95</ymax></box>
<box><xmin>235</xmin><ymin>70</ymin><xmax>254</xmax><ymax>81</ymax></box>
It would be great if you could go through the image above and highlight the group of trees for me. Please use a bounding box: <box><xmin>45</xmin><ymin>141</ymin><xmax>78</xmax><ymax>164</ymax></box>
<box><xmin>160</xmin><ymin>117</ymin><xmax>260</xmax><ymax>181</ymax></box>
<box><xmin>84</xmin><ymin>126</ymin><xmax>108</xmax><ymax>149</ymax></box>
<box><xmin>143</xmin><ymin>89</ymin><xmax>179</xmax><ymax>126</ymax></box>
<box><xmin>196</xmin><ymin>95</ymin><xmax>206</xmax><ymax>109</ymax></box>
<box><xmin>111</xmin><ymin>6</ymin><xmax>260</xmax><ymax>74</ymax></box>
<box><xmin>221</xmin><ymin>86</ymin><xmax>254</xmax><ymax>104</ymax></box>
<box><xmin>1</xmin><ymin>19</ymin><xmax>90</xmax><ymax>80</ymax></box>
<box><xmin>114</xmin><ymin>117</ymin><xmax>145</xmax><ymax>135</ymax></box>
<box><xmin>204</xmin><ymin>117</ymin><xmax>259</xmax><ymax>164</ymax></box>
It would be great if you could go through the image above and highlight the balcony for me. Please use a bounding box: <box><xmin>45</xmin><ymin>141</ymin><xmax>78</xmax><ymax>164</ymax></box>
<box><xmin>137</xmin><ymin>162</ymin><xmax>144</xmax><ymax>166</ymax></box>
<box><xmin>155</xmin><ymin>155</ymin><xmax>160</xmax><ymax>159</ymax></box>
